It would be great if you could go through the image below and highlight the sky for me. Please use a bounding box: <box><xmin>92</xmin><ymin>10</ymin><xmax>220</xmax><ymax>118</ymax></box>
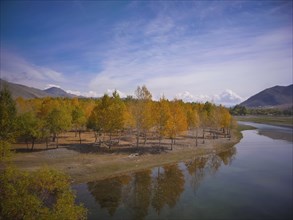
<box><xmin>1</xmin><ymin>0</ymin><xmax>292</xmax><ymax>106</ymax></box>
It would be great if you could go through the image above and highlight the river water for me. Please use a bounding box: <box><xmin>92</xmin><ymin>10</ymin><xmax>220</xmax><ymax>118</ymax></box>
<box><xmin>73</xmin><ymin>122</ymin><xmax>293</xmax><ymax>220</ymax></box>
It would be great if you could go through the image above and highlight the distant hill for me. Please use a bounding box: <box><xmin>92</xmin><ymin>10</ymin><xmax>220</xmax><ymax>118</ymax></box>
<box><xmin>0</xmin><ymin>79</ymin><xmax>76</xmax><ymax>99</ymax></box>
<box><xmin>240</xmin><ymin>84</ymin><xmax>293</xmax><ymax>108</ymax></box>
<box><xmin>44</xmin><ymin>87</ymin><xmax>75</xmax><ymax>98</ymax></box>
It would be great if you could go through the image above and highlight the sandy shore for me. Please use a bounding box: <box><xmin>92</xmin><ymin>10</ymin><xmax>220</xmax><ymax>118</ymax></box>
<box><xmin>11</xmin><ymin>129</ymin><xmax>242</xmax><ymax>183</ymax></box>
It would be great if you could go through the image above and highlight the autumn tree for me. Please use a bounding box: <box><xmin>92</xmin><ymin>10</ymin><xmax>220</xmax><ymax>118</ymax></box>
<box><xmin>165</xmin><ymin>100</ymin><xmax>187</xmax><ymax>150</ymax></box>
<box><xmin>132</xmin><ymin>85</ymin><xmax>154</xmax><ymax>148</ymax></box>
<box><xmin>88</xmin><ymin>92</ymin><xmax>125</xmax><ymax>148</ymax></box>
<box><xmin>154</xmin><ymin>97</ymin><xmax>171</xmax><ymax>147</ymax></box>
<box><xmin>218</xmin><ymin>106</ymin><xmax>232</xmax><ymax>137</ymax></box>
<box><xmin>186</xmin><ymin>104</ymin><xmax>200</xmax><ymax>146</ymax></box>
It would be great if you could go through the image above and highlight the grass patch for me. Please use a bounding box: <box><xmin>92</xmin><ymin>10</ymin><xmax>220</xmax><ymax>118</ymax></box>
<box><xmin>236</xmin><ymin>116</ymin><xmax>293</xmax><ymax>128</ymax></box>
<box><xmin>237</xmin><ymin>124</ymin><xmax>257</xmax><ymax>132</ymax></box>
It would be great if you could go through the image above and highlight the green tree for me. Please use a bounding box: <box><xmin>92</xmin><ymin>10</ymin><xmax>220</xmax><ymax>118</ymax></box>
<box><xmin>72</xmin><ymin>106</ymin><xmax>86</xmax><ymax>144</ymax></box>
<box><xmin>47</xmin><ymin>108</ymin><xmax>72</xmax><ymax>148</ymax></box>
<box><xmin>0</xmin><ymin>87</ymin><xmax>17</xmax><ymax>142</ymax></box>
<box><xmin>0</xmin><ymin>166</ymin><xmax>87</xmax><ymax>220</ymax></box>
<box><xmin>18</xmin><ymin>111</ymin><xmax>42</xmax><ymax>151</ymax></box>
<box><xmin>0</xmin><ymin>87</ymin><xmax>17</xmax><ymax>161</ymax></box>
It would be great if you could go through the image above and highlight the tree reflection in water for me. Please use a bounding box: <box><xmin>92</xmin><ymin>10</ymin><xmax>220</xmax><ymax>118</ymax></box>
<box><xmin>152</xmin><ymin>164</ymin><xmax>185</xmax><ymax>214</ymax></box>
<box><xmin>87</xmin><ymin>146</ymin><xmax>236</xmax><ymax>219</ymax></box>
<box><xmin>186</xmin><ymin>146</ymin><xmax>237</xmax><ymax>193</ymax></box>
<box><xmin>87</xmin><ymin>175</ymin><xmax>131</xmax><ymax>216</ymax></box>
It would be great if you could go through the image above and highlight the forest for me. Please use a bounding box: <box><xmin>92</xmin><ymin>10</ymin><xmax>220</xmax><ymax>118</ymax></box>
<box><xmin>2</xmin><ymin>85</ymin><xmax>233</xmax><ymax>152</ymax></box>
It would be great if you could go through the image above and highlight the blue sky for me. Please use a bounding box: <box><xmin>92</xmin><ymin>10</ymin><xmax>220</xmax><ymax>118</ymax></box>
<box><xmin>1</xmin><ymin>0</ymin><xmax>292</xmax><ymax>105</ymax></box>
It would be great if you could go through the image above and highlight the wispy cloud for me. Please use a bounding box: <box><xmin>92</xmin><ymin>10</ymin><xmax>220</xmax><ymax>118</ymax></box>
<box><xmin>89</xmin><ymin>11</ymin><xmax>292</xmax><ymax>99</ymax></box>
<box><xmin>1</xmin><ymin>1</ymin><xmax>291</xmax><ymax>104</ymax></box>
<box><xmin>0</xmin><ymin>49</ymin><xmax>65</xmax><ymax>89</ymax></box>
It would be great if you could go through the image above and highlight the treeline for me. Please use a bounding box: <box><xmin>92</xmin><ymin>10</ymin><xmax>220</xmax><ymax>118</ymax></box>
<box><xmin>0</xmin><ymin>87</ymin><xmax>87</xmax><ymax>219</ymax></box>
<box><xmin>7</xmin><ymin>85</ymin><xmax>233</xmax><ymax>150</ymax></box>
<box><xmin>230</xmin><ymin>105</ymin><xmax>293</xmax><ymax>116</ymax></box>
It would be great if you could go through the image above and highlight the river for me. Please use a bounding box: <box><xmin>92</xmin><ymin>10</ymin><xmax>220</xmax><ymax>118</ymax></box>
<box><xmin>73</xmin><ymin>122</ymin><xmax>293</xmax><ymax>220</ymax></box>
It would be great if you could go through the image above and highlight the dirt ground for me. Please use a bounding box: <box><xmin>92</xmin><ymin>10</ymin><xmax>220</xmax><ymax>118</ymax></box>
<box><xmin>11</xmin><ymin>129</ymin><xmax>240</xmax><ymax>183</ymax></box>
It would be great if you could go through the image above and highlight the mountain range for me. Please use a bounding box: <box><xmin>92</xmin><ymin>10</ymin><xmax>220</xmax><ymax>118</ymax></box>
<box><xmin>1</xmin><ymin>79</ymin><xmax>292</xmax><ymax>108</ymax></box>
<box><xmin>240</xmin><ymin>84</ymin><xmax>292</xmax><ymax>108</ymax></box>
<box><xmin>0</xmin><ymin>79</ymin><xmax>76</xmax><ymax>99</ymax></box>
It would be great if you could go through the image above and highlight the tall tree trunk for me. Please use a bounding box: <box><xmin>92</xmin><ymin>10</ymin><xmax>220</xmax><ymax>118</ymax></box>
<box><xmin>170</xmin><ymin>138</ymin><xmax>173</xmax><ymax>151</ymax></box>
<box><xmin>56</xmin><ymin>134</ymin><xmax>59</xmax><ymax>148</ymax></box>
<box><xmin>109</xmin><ymin>132</ymin><xmax>112</xmax><ymax>149</ymax></box>
<box><xmin>196</xmin><ymin>129</ymin><xmax>198</xmax><ymax>147</ymax></box>
<box><xmin>136</xmin><ymin>131</ymin><xmax>139</xmax><ymax>148</ymax></box>
<box><xmin>26</xmin><ymin>138</ymin><xmax>29</xmax><ymax>150</ymax></box>
<box><xmin>144</xmin><ymin>132</ymin><xmax>147</xmax><ymax>145</ymax></box>
<box><xmin>46</xmin><ymin>137</ymin><xmax>49</xmax><ymax>149</ymax></box>
<box><xmin>94</xmin><ymin>131</ymin><xmax>98</xmax><ymax>143</ymax></box>
<box><xmin>52</xmin><ymin>133</ymin><xmax>56</xmax><ymax>142</ymax></box>
<box><xmin>118</xmin><ymin>131</ymin><xmax>121</xmax><ymax>145</ymax></box>
<box><xmin>202</xmin><ymin>129</ymin><xmax>205</xmax><ymax>144</ymax></box>
<box><xmin>79</xmin><ymin>130</ymin><xmax>82</xmax><ymax>144</ymax></box>
<box><xmin>31</xmin><ymin>137</ymin><xmax>35</xmax><ymax>151</ymax></box>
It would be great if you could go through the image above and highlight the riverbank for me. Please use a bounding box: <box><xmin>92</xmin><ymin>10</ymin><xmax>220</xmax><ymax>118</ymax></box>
<box><xmin>11</xmin><ymin>128</ymin><xmax>243</xmax><ymax>184</ymax></box>
<box><xmin>235</xmin><ymin>115</ymin><xmax>293</xmax><ymax>128</ymax></box>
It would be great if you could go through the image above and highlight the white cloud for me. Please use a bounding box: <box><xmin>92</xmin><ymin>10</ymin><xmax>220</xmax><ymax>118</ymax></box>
<box><xmin>0</xmin><ymin>49</ymin><xmax>65</xmax><ymax>89</ymax></box>
<box><xmin>105</xmin><ymin>89</ymin><xmax>127</xmax><ymax>98</ymax></box>
<box><xmin>45</xmin><ymin>84</ymin><xmax>61</xmax><ymax>89</ymax></box>
<box><xmin>89</xmin><ymin>13</ymin><xmax>292</xmax><ymax>100</ymax></box>
<box><xmin>175</xmin><ymin>89</ymin><xmax>244</xmax><ymax>106</ymax></box>
<box><xmin>213</xmin><ymin>89</ymin><xmax>244</xmax><ymax>106</ymax></box>
<box><xmin>176</xmin><ymin>91</ymin><xmax>212</xmax><ymax>103</ymax></box>
<box><xmin>66</xmin><ymin>90</ymin><xmax>101</xmax><ymax>98</ymax></box>
<box><xmin>66</xmin><ymin>90</ymin><xmax>81</xmax><ymax>96</ymax></box>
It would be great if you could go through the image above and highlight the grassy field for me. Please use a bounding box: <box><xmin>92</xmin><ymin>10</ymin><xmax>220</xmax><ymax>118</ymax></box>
<box><xmin>10</xmin><ymin>127</ymin><xmax>244</xmax><ymax>184</ymax></box>
<box><xmin>235</xmin><ymin>115</ymin><xmax>293</xmax><ymax>128</ymax></box>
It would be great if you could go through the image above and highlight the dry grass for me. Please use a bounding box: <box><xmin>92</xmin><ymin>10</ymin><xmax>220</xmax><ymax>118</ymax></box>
<box><xmin>10</xmin><ymin>129</ymin><xmax>241</xmax><ymax>183</ymax></box>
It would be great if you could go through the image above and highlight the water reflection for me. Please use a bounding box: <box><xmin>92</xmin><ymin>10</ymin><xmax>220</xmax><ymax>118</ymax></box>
<box><xmin>186</xmin><ymin>147</ymin><xmax>236</xmax><ymax>193</ymax></box>
<box><xmin>88</xmin><ymin>175</ymin><xmax>131</xmax><ymax>216</ymax></box>
<box><xmin>87</xmin><ymin>147</ymin><xmax>236</xmax><ymax>219</ymax></box>
<box><xmin>151</xmin><ymin>165</ymin><xmax>185</xmax><ymax>215</ymax></box>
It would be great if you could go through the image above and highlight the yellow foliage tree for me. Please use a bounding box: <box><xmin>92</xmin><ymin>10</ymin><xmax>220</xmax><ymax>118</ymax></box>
<box><xmin>165</xmin><ymin>100</ymin><xmax>187</xmax><ymax>150</ymax></box>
